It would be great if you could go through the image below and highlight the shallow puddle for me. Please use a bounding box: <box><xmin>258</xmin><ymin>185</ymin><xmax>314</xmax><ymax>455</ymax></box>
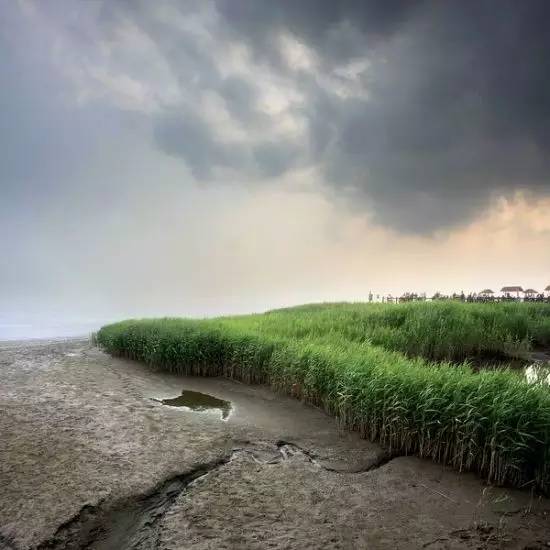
<box><xmin>156</xmin><ymin>390</ymin><xmax>232</xmax><ymax>420</ymax></box>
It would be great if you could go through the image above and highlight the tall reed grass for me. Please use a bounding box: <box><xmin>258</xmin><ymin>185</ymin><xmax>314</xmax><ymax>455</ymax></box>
<box><xmin>255</xmin><ymin>301</ymin><xmax>550</xmax><ymax>362</ymax></box>
<box><xmin>97</xmin><ymin>302</ymin><xmax>550</xmax><ymax>493</ymax></box>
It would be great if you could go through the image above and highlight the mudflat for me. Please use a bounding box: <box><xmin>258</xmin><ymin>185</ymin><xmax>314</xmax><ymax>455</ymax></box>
<box><xmin>0</xmin><ymin>340</ymin><xmax>548</xmax><ymax>549</ymax></box>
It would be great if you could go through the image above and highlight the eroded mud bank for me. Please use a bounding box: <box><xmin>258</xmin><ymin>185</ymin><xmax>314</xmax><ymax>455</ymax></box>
<box><xmin>0</xmin><ymin>340</ymin><xmax>548</xmax><ymax>549</ymax></box>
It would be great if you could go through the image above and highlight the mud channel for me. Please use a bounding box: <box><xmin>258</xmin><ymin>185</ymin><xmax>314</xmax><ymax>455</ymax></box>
<box><xmin>0</xmin><ymin>339</ymin><xmax>549</xmax><ymax>549</ymax></box>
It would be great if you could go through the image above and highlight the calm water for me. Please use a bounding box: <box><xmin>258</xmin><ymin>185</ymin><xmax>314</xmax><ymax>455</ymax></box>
<box><xmin>524</xmin><ymin>362</ymin><xmax>550</xmax><ymax>385</ymax></box>
<box><xmin>157</xmin><ymin>389</ymin><xmax>233</xmax><ymax>420</ymax></box>
<box><xmin>0</xmin><ymin>320</ymin><xmax>105</xmax><ymax>341</ymax></box>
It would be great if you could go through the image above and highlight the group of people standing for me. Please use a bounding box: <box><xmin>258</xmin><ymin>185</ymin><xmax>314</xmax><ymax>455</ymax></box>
<box><xmin>367</xmin><ymin>289</ymin><xmax>550</xmax><ymax>304</ymax></box>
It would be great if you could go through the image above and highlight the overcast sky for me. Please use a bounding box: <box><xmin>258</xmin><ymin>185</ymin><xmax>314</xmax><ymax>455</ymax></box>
<box><xmin>1</xmin><ymin>0</ymin><xmax>550</xmax><ymax>338</ymax></box>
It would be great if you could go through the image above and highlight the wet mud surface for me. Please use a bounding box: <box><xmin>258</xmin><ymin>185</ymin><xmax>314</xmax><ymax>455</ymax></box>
<box><xmin>0</xmin><ymin>339</ymin><xmax>549</xmax><ymax>549</ymax></box>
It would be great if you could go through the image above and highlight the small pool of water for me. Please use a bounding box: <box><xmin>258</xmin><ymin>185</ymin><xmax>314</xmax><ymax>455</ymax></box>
<box><xmin>156</xmin><ymin>390</ymin><xmax>233</xmax><ymax>420</ymax></box>
<box><xmin>524</xmin><ymin>362</ymin><xmax>550</xmax><ymax>385</ymax></box>
<box><xmin>469</xmin><ymin>353</ymin><xmax>550</xmax><ymax>386</ymax></box>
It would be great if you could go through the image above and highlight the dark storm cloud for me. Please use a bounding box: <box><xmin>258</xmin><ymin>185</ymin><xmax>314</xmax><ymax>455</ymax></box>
<box><xmin>154</xmin><ymin>110</ymin><xmax>248</xmax><ymax>179</ymax></box>
<box><xmin>209</xmin><ymin>0</ymin><xmax>550</xmax><ymax>232</ymax></box>
<box><xmin>0</xmin><ymin>1</ymin><xmax>133</xmax><ymax>202</ymax></box>
<box><xmin>154</xmin><ymin>108</ymin><xmax>302</xmax><ymax>180</ymax></box>
<box><xmin>218</xmin><ymin>76</ymin><xmax>260</xmax><ymax>123</ymax></box>
<box><xmin>4</xmin><ymin>0</ymin><xmax>550</xmax><ymax>337</ymax></box>
<box><xmin>8</xmin><ymin>0</ymin><xmax>550</xmax><ymax>233</ymax></box>
<box><xmin>216</xmin><ymin>0</ymin><xmax>421</xmax><ymax>64</ymax></box>
<box><xmin>253</xmin><ymin>141</ymin><xmax>300</xmax><ymax>178</ymax></box>
<box><xmin>110</xmin><ymin>0</ymin><xmax>550</xmax><ymax>231</ymax></box>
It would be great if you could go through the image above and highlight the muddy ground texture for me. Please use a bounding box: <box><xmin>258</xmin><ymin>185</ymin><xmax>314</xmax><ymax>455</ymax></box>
<box><xmin>0</xmin><ymin>339</ymin><xmax>549</xmax><ymax>550</ymax></box>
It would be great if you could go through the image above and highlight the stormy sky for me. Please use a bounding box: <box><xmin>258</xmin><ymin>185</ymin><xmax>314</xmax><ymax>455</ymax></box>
<box><xmin>1</xmin><ymin>0</ymin><xmax>550</xmax><ymax>338</ymax></box>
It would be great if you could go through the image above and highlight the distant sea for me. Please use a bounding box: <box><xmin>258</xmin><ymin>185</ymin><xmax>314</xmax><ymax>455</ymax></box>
<box><xmin>0</xmin><ymin>320</ymin><xmax>107</xmax><ymax>341</ymax></box>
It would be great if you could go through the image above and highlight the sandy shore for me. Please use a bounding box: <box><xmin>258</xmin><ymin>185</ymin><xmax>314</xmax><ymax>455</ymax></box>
<box><xmin>0</xmin><ymin>339</ymin><xmax>548</xmax><ymax>549</ymax></box>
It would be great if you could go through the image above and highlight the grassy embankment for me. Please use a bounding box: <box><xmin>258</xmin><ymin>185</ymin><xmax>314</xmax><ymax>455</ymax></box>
<box><xmin>97</xmin><ymin>302</ymin><xmax>550</xmax><ymax>492</ymax></box>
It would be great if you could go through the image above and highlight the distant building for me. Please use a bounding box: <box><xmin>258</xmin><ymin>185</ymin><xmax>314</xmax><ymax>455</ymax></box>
<box><xmin>500</xmin><ymin>286</ymin><xmax>523</xmax><ymax>299</ymax></box>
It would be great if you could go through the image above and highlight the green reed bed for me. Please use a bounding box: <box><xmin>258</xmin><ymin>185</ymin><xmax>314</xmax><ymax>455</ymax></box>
<box><xmin>97</xmin><ymin>309</ymin><xmax>550</xmax><ymax>493</ymax></box>
<box><xmin>239</xmin><ymin>301</ymin><xmax>550</xmax><ymax>362</ymax></box>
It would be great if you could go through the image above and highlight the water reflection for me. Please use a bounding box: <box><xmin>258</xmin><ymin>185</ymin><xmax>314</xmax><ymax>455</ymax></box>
<box><xmin>155</xmin><ymin>389</ymin><xmax>233</xmax><ymax>420</ymax></box>
<box><xmin>524</xmin><ymin>362</ymin><xmax>550</xmax><ymax>385</ymax></box>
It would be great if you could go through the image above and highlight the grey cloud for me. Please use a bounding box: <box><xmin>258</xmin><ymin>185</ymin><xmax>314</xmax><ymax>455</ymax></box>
<box><xmin>213</xmin><ymin>0</ymin><xmax>550</xmax><ymax>232</ymax></box>
<box><xmin>0</xmin><ymin>2</ymin><xmax>134</xmax><ymax>201</ymax></box>
<box><xmin>154</xmin><ymin>109</ymin><xmax>303</xmax><ymax>181</ymax></box>
<box><xmin>253</xmin><ymin>141</ymin><xmax>300</xmax><ymax>178</ymax></box>
<box><xmin>8</xmin><ymin>0</ymin><xmax>550</xmax><ymax>234</ymax></box>
<box><xmin>218</xmin><ymin>77</ymin><xmax>261</xmax><ymax>124</ymax></box>
<box><xmin>215</xmin><ymin>0</ymin><xmax>421</xmax><ymax>65</ymax></box>
<box><xmin>88</xmin><ymin>2</ymin><xmax>290</xmax><ymax>180</ymax></box>
<box><xmin>130</xmin><ymin>0</ymin><xmax>550</xmax><ymax>232</ymax></box>
<box><xmin>154</xmin><ymin>110</ymin><xmax>247</xmax><ymax>179</ymax></box>
<box><xmin>4</xmin><ymin>0</ymin><xmax>550</xmax><ymax>337</ymax></box>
